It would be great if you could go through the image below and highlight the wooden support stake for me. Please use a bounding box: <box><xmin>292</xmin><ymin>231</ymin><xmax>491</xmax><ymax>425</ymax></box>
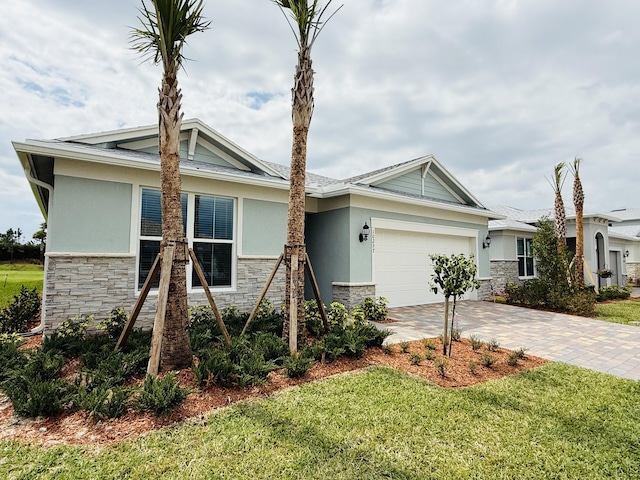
<box><xmin>188</xmin><ymin>248</ymin><xmax>231</xmax><ymax>346</ymax></box>
<box><xmin>241</xmin><ymin>253</ymin><xmax>284</xmax><ymax>336</ymax></box>
<box><xmin>147</xmin><ymin>245</ymin><xmax>175</xmax><ymax>376</ymax></box>
<box><xmin>115</xmin><ymin>253</ymin><xmax>162</xmax><ymax>351</ymax></box>
<box><xmin>289</xmin><ymin>248</ymin><xmax>299</xmax><ymax>354</ymax></box>
<box><xmin>304</xmin><ymin>253</ymin><xmax>329</xmax><ymax>333</ymax></box>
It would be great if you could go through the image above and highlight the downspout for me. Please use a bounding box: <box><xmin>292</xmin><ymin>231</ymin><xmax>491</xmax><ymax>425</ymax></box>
<box><xmin>23</xmin><ymin>166</ymin><xmax>53</xmax><ymax>335</ymax></box>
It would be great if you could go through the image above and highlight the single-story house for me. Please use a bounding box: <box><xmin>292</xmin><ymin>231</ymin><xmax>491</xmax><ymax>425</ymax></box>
<box><xmin>488</xmin><ymin>205</ymin><xmax>640</xmax><ymax>290</ymax></box>
<box><xmin>13</xmin><ymin>119</ymin><xmax>499</xmax><ymax>333</ymax></box>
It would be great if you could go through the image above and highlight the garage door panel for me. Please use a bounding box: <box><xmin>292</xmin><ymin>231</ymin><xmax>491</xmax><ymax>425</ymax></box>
<box><xmin>374</xmin><ymin>228</ymin><xmax>474</xmax><ymax>307</ymax></box>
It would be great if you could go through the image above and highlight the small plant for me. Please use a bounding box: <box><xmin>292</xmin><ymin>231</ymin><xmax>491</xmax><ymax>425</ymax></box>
<box><xmin>487</xmin><ymin>338</ymin><xmax>500</xmax><ymax>352</ymax></box>
<box><xmin>304</xmin><ymin>299</ymin><xmax>324</xmax><ymax>337</ymax></box>
<box><xmin>57</xmin><ymin>315</ymin><xmax>92</xmax><ymax>340</ymax></box>
<box><xmin>423</xmin><ymin>339</ymin><xmax>436</xmax><ymax>351</ymax></box>
<box><xmin>350</xmin><ymin>306</ymin><xmax>366</xmax><ymax>324</ymax></box>
<box><xmin>2</xmin><ymin>376</ymin><xmax>73</xmax><ymax>417</ymax></box>
<box><xmin>514</xmin><ymin>347</ymin><xmax>528</xmax><ymax>360</ymax></box>
<box><xmin>481</xmin><ymin>354</ymin><xmax>496</xmax><ymax>368</ymax></box>
<box><xmin>400</xmin><ymin>341</ymin><xmax>410</xmax><ymax>353</ymax></box>
<box><xmin>283</xmin><ymin>354</ymin><xmax>314</xmax><ymax>378</ymax></box>
<box><xmin>468</xmin><ymin>361</ymin><xmax>477</xmax><ymax>375</ymax></box>
<box><xmin>507</xmin><ymin>352</ymin><xmax>520</xmax><ymax>367</ymax></box>
<box><xmin>97</xmin><ymin>307</ymin><xmax>127</xmax><ymax>339</ymax></box>
<box><xmin>382</xmin><ymin>344</ymin><xmax>393</xmax><ymax>355</ymax></box>
<box><xmin>451</xmin><ymin>322</ymin><xmax>462</xmax><ymax>342</ymax></box>
<box><xmin>0</xmin><ymin>332</ymin><xmax>25</xmax><ymax>348</ymax></box>
<box><xmin>469</xmin><ymin>335</ymin><xmax>483</xmax><ymax>351</ymax></box>
<box><xmin>409</xmin><ymin>353</ymin><xmax>422</xmax><ymax>366</ymax></box>
<box><xmin>434</xmin><ymin>358</ymin><xmax>447</xmax><ymax>377</ymax></box>
<box><xmin>328</xmin><ymin>302</ymin><xmax>349</xmax><ymax>328</ymax></box>
<box><xmin>75</xmin><ymin>384</ymin><xmax>132</xmax><ymax>420</ymax></box>
<box><xmin>424</xmin><ymin>349</ymin><xmax>435</xmax><ymax>361</ymax></box>
<box><xmin>135</xmin><ymin>373</ymin><xmax>189</xmax><ymax>416</ymax></box>
<box><xmin>359</xmin><ymin>297</ymin><xmax>388</xmax><ymax>321</ymax></box>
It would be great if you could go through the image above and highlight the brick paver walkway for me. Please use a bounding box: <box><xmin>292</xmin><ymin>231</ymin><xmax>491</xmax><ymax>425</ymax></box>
<box><xmin>382</xmin><ymin>301</ymin><xmax>640</xmax><ymax>380</ymax></box>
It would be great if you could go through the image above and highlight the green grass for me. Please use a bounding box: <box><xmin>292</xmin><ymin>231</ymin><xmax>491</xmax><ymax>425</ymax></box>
<box><xmin>1</xmin><ymin>363</ymin><xmax>638</xmax><ymax>479</ymax></box>
<box><xmin>0</xmin><ymin>264</ymin><xmax>43</xmax><ymax>308</ymax></box>
<box><xmin>595</xmin><ymin>300</ymin><xmax>640</xmax><ymax>326</ymax></box>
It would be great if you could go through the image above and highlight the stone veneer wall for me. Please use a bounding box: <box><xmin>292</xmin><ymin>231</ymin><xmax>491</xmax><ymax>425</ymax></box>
<box><xmin>489</xmin><ymin>260</ymin><xmax>521</xmax><ymax>293</ymax></box>
<box><xmin>44</xmin><ymin>254</ymin><xmax>285</xmax><ymax>335</ymax></box>
<box><xmin>332</xmin><ymin>283</ymin><xmax>376</xmax><ymax>310</ymax></box>
<box><xmin>477</xmin><ymin>279</ymin><xmax>492</xmax><ymax>301</ymax></box>
<box><xmin>626</xmin><ymin>262</ymin><xmax>640</xmax><ymax>284</ymax></box>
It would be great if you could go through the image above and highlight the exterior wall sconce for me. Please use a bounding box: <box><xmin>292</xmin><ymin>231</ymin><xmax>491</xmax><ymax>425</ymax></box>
<box><xmin>359</xmin><ymin>222</ymin><xmax>370</xmax><ymax>242</ymax></box>
<box><xmin>482</xmin><ymin>233</ymin><xmax>491</xmax><ymax>249</ymax></box>
<box><xmin>624</xmin><ymin>250</ymin><xmax>630</xmax><ymax>258</ymax></box>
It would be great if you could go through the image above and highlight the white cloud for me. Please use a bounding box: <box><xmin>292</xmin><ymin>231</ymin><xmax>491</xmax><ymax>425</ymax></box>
<box><xmin>2</xmin><ymin>0</ymin><xmax>640</xmax><ymax>238</ymax></box>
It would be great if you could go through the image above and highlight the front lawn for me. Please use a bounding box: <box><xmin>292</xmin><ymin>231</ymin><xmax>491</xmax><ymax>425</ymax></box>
<box><xmin>1</xmin><ymin>363</ymin><xmax>638</xmax><ymax>479</ymax></box>
<box><xmin>595</xmin><ymin>300</ymin><xmax>640</xmax><ymax>326</ymax></box>
<box><xmin>0</xmin><ymin>263</ymin><xmax>43</xmax><ymax>308</ymax></box>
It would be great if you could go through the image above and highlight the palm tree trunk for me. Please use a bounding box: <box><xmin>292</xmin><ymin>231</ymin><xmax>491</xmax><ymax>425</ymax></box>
<box><xmin>158</xmin><ymin>72</ymin><xmax>192</xmax><ymax>370</ymax></box>
<box><xmin>283</xmin><ymin>47</ymin><xmax>314</xmax><ymax>350</ymax></box>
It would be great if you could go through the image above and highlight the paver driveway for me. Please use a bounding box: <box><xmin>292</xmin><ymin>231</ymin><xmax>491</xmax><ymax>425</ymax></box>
<box><xmin>382</xmin><ymin>301</ymin><xmax>640</xmax><ymax>380</ymax></box>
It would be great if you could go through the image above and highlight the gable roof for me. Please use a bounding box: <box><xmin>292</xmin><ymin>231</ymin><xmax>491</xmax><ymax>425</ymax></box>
<box><xmin>609</xmin><ymin>208</ymin><xmax>640</xmax><ymax>221</ymax></box>
<box><xmin>489</xmin><ymin>205</ymin><xmax>621</xmax><ymax>224</ymax></box>
<box><xmin>14</xmin><ymin>119</ymin><xmax>498</xmax><ymax>221</ymax></box>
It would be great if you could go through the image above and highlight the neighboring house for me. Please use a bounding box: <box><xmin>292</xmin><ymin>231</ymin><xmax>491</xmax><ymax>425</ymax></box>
<box><xmin>608</xmin><ymin>208</ymin><xmax>640</xmax><ymax>284</ymax></box>
<box><xmin>14</xmin><ymin>119</ymin><xmax>498</xmax><ymax>333</ymax></box>
<box><xmin>488</xmin><ymin>205</ymin><xmax>640</xmax><ymax>290</ymax></box>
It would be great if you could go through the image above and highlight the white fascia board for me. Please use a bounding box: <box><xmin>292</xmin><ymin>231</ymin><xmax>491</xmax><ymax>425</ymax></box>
<box><xmin>317</xmin><ymin>183</ymin><xmax>501</xmax><ymax>220</ymax></box>
<box><xmin>59</xmin><ymin>125</ymin><xmax>159</xmax><ymax>144</ymax></box>
<box><xmin>13</xmin><ymin>140</ymin><xmax>308</xmax><ymax>193</ymax></box>
<box><xmin>358</xmin><ymin>155</ymin><xmax>434</xmax><ymax>185</ymax></box>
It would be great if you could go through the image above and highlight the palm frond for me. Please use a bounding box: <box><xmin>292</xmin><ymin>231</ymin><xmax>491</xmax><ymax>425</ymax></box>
<box><xmin>545</xmin><ymin>162</ymin><xmax>566</xmax><ymax>192</ymax></box>
<box><xmin>568</xmin><ymin>156</ymin><xmax>582</xmax><ymax>177</ymax></box>
<box><xmin>130</xmin><ymin>0</ymin><xmax>210</xmax><ymax>74</ymax></box>
<box><xmin>274</xmin><ymin>0</ymin><xmax>342</xmax><ymax>49</ymax></box>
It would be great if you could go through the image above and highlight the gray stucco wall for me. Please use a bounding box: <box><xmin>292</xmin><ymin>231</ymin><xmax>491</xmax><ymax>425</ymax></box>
<box><xmin>48</xmin><ymin>176</ymin><xmax>132</xmax><ymax>253</ymax></box>
<box><xmin>242</xmin><ymin>199</ymin><xmax>287</xmax><ymax>256</ymax></box>
<box><xmin>43</xmin><ymin>254</ymin><xmax>285</xmax><ymax>334</ymax></box>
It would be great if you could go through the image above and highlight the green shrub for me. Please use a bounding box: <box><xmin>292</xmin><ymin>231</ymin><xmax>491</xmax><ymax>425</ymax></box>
<box><xmin>135</xmin><ymin>373</ymin><xmax>189</xmax><ymax>416</ymax></box>
<box><xmin>359</xmin><ymin>297</ymin><xmax>388</xmax><ymax>321</ymax></box>
<box><xmin>192</xmin><ymin>348</ymin><xmax>236</xmax><ymax>387</ymax></box>
<box><xmin>252</xmin><ymin>332</ymin><xmax>288</xmax><ymax>365</ymax></box>
<box><xmin>423</xmin><ymin>339</ymin><xmax>436</xmax><ymax>351</ymax></box>
<box><xmin>350</xmin><ymin>306</ymin><xmax>366</xmax><ymax>324</ymax></box>
<box><xmin>75</xmin><ymin>384</ymin><xmax>132</xmax><ymax>420</ymax></box>
<box><xmin>514</xmin><ymin>347</ymin><xmax>528</xmax><ymax>359</ymax></box>
<box><xmin>487</xmin><ymin>339</ymin><xmax>500</xmax><ymax>352</ymax></box>
<box><xmin>0</xmin><ymin>335</ymin><xmax>28</xmax><ymax>383</ymax></box>
<box><xmin>409</xmin><ymin>353</ymin><xmax>422</xmax><ymax>366</ymax></box>
<box><xmin>424</xmin><ymin>349</ymin><xmax>435</xmax><ymax>361</ymax></box>
<box><xmin>382</xmin><ymin>344</ymin><xmax>393</xmax><ymax>355</ymax></box>
<box><xmin>596</xmin><ymin>285</ymin><xmax>632</xmax><ymax>302</ymax></box>
<box><xmin>339</xmin><ymin>328</ymin><xmax>367</xmax><ymax>359</ymax></box>
<box><xmin>21</xmin><ymin>348</ymin><xmax>65</xmax><ymax>382</ymax></box>
<box><xmin>2</xmin><ymin>375</ymin><xmax>73</xmax><ymax>417</ymax></box>
<box><xmin>507</xmin><ymin>352</ymin><xmax>520</xmax><ymax>367</ymax></box>
<box><xmin>400</xmin><ymin>341</ymin><xmax>410</xmax><ymax>353</ymax></box>
<box><xmin>451</xmin><ymin>325</ymin><xmax>462</xmax><ymax>341</ymax></box>
<box><xmin>435</xmin><ymin>358</ymin><xmax>447</xmax><ymax>377</ymax></box>
<box><xmin>0</xmin><ymin>286</ymin><xmax>40</xmax><ymax>334</ymax></box>
<box><xmin>97</xmin><ymin>307</ymin><xmax>128</xmax><ymax>339</ymax></box>
<box><xmin>468</xmin><ymin>361</ymin><xmax>477</xmax><ymax>375</ymax></box>
<box><xmin>328</xmin><ymin>302</ymin><xmax>349</xmax><ymax>328</ymax></box>
<box><xmin>80</xmin><ymin>347</ymin><xmax>148</xmax><ymax>389</ymax></box>
<box><xmin>481</xmin><ymin>354</ymin><xmax>496</xmax><ymax>368</ymax></box>
<box><xmin>283</xmin><ymin>354</ymin><xmax>314</xmax><ymax>378</ymax></box>
<box><xmin>469</xmin><ymin>335</ymin><xmax>483</xmax><ymax>351</ymax></box>
<box><xmin>304</xmin><ymin>299</ymin><xmax>324</xmax><ymax>337</ymax></box>
<box><xmin>237</xmin><ymin>351</ymin><xmax>277</xmax><ymax>387</ymax></box>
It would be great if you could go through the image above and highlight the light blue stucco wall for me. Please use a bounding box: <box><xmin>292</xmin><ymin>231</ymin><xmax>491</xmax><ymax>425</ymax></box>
<box><xmin>242</xmin><ymin>199</ymin><xmax>287</xmax><ymax>256</ymax></box>
<box><xmin>48</xmin><ymin>176</ymin><xmax>132</xmax><ymax>253</ymax></box>
<box><xmin>307</xmin><ymin>203</ymin><xmax>491</xmax><ymax>302</ymax></box>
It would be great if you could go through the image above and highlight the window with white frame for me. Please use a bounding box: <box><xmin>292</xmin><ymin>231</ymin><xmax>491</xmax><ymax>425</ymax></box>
<box><xmin>517</xmin><ymin>237</ymin><xmax>534</xmax><ymax>277</ymax></box>
<box><xmin>138</xmin><ymin>188</ymin><xmax>234</xmax><ymax>290</ymax></box>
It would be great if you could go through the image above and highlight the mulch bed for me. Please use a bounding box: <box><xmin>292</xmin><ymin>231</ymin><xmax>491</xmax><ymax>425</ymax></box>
<box><xmin>0</xmin><ymin>335</ymin><xmax>546</xmax><ymax>447</ymax></box>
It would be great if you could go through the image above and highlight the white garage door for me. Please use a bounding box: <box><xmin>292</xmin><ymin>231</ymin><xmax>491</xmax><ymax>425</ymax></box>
<box><xmin>374</xmin><ymin>226</ymin><xmax>476</xmax><ymax>307</ymax></box>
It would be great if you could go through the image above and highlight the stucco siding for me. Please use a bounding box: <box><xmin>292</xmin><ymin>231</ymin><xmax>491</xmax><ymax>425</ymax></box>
<box><xmin>48</xmin><ymin>176</ymin><xmax>132</xmax><ymax>253</ymax></box>
<box><xmin>242</xmin><ymin>199</ymin><xmax>287</xmax><ymax>256</ymax></box>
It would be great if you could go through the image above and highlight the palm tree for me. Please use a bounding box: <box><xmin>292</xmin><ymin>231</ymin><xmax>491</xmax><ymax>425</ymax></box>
<box><xmin>570</xmin><ymin>157</ymin><xmax>585</xmax><ymax>287</ymax></box>
<box><xmin>131</xmin><ymin>0</ymin><xmax>209</xmax><ymax>371</ymax></box>
<box><xmin>274</xmin><ymin>0</ymin><xmax>341</xmax><ymax>352</ymax></box>
<box><xmin>549</xmin><ymin>162</ymin><xmax>567</xmax><ymax>253</ymax></box>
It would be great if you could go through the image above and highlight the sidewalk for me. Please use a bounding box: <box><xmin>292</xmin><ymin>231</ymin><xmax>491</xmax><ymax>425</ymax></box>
<box><xmin>381</xmin><ymin>301</ymin><xmax>640</xmax><ymax>380</ymax></box>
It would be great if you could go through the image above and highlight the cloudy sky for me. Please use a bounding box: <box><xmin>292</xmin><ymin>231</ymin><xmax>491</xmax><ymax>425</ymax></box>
<box><xmin>2</xmin><ymin>0</ymin><xmax>639</xmax><ymax>240</ymax></box>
